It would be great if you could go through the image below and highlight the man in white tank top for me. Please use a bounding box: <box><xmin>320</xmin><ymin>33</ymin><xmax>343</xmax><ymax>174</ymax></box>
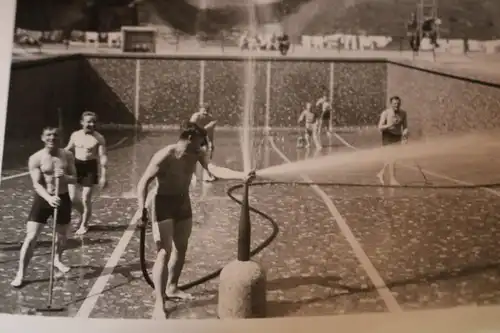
<box><xmin>65</xmin><ymin>111</ymin><xmax>108</xmax><ymax>235</ymax></box>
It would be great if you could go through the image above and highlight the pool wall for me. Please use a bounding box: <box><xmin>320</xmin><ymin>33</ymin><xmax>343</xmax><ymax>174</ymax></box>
<box><xmin>386</xmin><ymin>61</ymin><xmax>500</xmax><ymax>138</ymax></box>
<box><xmin>7</xmin><ymin>54</ymin><xmax>500</xmax><ymax>147</ymax></box>
<box><xmin>9</xmin><ymin>55</ymin><xmax>386</xmax><ymax>142</ymax></box>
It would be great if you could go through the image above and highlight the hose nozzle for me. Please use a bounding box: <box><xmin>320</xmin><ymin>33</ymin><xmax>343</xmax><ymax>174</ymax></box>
<box><xmin>244</xmin><ymin>170</ymin><xmax>257</xmax><ymax>184</ymax></box>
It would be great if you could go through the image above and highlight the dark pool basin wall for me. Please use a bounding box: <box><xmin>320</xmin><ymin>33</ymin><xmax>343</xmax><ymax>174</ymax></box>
<box><xmin>8</xmin><ymin>57</ymin><xmax>82</xmax><ymax>143</ymax></box>
<box><xmin>80</xmin><ymin>58</ymin><xmax>138</xmax><ymax>127</ymax></box>
<box><xmin>386</xmin><ymin>62</ymin><xmax>500</xmax><ymax>138</ymax></box>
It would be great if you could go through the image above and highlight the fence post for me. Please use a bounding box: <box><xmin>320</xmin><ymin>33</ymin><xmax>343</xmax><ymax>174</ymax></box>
<box><xmin>221</xmin><ymin>31</ymin><xmax>225</xmax><ymax>53</ymax></box>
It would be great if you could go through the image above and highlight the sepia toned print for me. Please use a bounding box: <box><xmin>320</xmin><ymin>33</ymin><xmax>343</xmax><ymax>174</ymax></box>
<box><xmin>2</xmin><ymin>0</ymin><xmax>500</xmax><ymax>328</ymax></box>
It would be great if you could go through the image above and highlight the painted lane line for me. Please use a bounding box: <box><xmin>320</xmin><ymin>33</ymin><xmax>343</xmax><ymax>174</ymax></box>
<box><xmin>268</xmin><ymin>136</ymin><xmax>403</xmax><ymax>313</ymax></box>
<box><xmin>75</xmin><ymin>218</ymin><xmax>138</xmax><ymax>317</ymax></box>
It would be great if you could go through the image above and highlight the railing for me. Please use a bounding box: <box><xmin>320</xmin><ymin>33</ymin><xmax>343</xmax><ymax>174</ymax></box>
<box><xmin>13</xmin><ymin>28</ymin><xmax>500</xmax><ymax>59</ymax></box>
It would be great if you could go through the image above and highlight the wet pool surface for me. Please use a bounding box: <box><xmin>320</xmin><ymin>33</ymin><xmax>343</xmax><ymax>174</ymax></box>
<box><xmin>1</xmin><ymin>129</ymin><xmax>500</xmax><ymax>319</ymax></box>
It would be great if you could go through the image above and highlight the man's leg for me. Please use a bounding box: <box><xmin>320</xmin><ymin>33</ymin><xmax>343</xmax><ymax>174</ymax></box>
<box><xmin>68</xmin><ymin>184</ymin><xmax>84</xmax><ymax>223</ymax></box>
<box><xmin>377</xmin><ymin>133</ymin><xmax>401</xmax><ymax>186</ymax></box>
<box><xmin>304</xmin><ymin>129</ymin><xmax>311</xmax><ymax>148</ymax></box>
<box><xmin>328</xmin><ymin>113</ymin><xmax>333</xmax><ymax>135</ymax></box>
<box><xmin>166</xmin><ymin>217</ymin><xmax>193</xmax><ymax>299</ymax></box>
<box><xmin>76</xmin><ymin>186</ymin><xmax>94</xmax><ymax>235</ymax></box>
<box><xmin>11</xmin><ymin>221</ymin><xmax>44</xmax><ymax>287</ymax></box>
<box><xmin>54</xmin><ymin>195</ymin><xmax>72</xmax><ymax>273</ymax></box>
<box><xmin>152</xmin><ymin>219</ymin><xmax>174</xmax><ymax>319</ymax></box>
<box><xmin>377</xmin><ymin>163</ymin><xmax>387</xmax><ymax>185</ymax></box>
<box><xmin>388</xmin><ymin>159</ymin><xmax>400</xmax><ymax>186</ymax></box>
<box><xmin>313</xmin><ymin>125</ymin><xmax>322</xmax><ymax>149</ymax></box>
<box><xmin>202</xmin><ymin>145</ymin><xmax>216</xmax><ymax>182</ymax></box>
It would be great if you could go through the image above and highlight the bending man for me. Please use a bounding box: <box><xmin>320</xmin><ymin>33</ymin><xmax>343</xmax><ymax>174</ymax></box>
<box><xmin>65</xmin><ymin>111</ymin><xmax>107</xmax><ymax>235</ymax></box>
<box><xmin>11</xmin><ymin>127</ymin><xmax>77</xmax><ymax>287</ymax></box>
<box><xmin>190</xmin><ymin>103</ymin><xmax>217</xmax><ymax>181</ymax></box>
<box><xmin>134</xmin><ymin>122</ymin><xmax>217</xmax><ymax>319</ymax></box>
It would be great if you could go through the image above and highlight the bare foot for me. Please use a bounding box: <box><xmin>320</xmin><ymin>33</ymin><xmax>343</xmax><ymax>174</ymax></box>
<box><xmin>152</xmin><ymin>301</ymin><xmax>168</xmax><ymax>320</ymax></box>
<box><xmin>54</xmin><ymin>261</ymin><xmax>71</xmax><ymax>274</ymax></box>
<box><xmin>203</xmin><ymin>175</ymin><xmax>217</xmax><ymax>182</ymax></box>
<box><xmin>376</xmin><ymin>171</ymin><xmax>385</xmax><ymax>185</ymax></box>
<box><xmin>166</xmin><ymin>288</ymin><xmax>194</xmax><ymax>300</ymax></box>
<box><xmin>389</xmin><ymin>177</ymin><xmax>400</xmax><ymax>186</ymax></box>
<box><xmin>75</xmin><ymin>226</ymin><xmax>89</xmax><ymax>236</ymax></box>
<box><xmin>11</xmin><ymin>273</ymin><xmax>24</xmax><ymax>288</ymax></box>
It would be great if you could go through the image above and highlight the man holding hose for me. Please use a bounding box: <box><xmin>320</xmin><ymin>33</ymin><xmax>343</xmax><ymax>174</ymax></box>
<box><xmin>133</xmin><ymin>122</ymin><xmax>217</xmax><ymax>319</ymax></box>
<box><xmin>11</xmin><ymin>127</ymin><xmax>77</xmax><ymax>288</ymax></box>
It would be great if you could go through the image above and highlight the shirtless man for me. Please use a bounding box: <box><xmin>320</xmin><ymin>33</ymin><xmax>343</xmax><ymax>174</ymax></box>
<box><xmin>377</xmin><ymin>96</ymin><xmax>409</xmax><ymax>185</ymax></box>
<box><xmin>298</xmin><ymin>102</ymin><xmax>321</xmax><ymax>149</ymax></box>
<box><xmin>316</xmin><ymin>95</ymin><xmax>333</xmax><ymax>137</ymax></box>
<box><xmin>11</xmin><ymin>127</ymin><xmax>77</xmax><ymax>288</ymax></box>
<box><xmin>65</xmin><ymin>111</ymin><xmax>108</xmax><ymax>235</ymax></box>
<box><xmin>134</xmin><ymin>122</ymin><xmax>217</xmax><ymax>319</ymax></box>
<box><xmin>189</xmin><ymin>103</ymin><xmax>217</xmax><ymax>181</ymax></box>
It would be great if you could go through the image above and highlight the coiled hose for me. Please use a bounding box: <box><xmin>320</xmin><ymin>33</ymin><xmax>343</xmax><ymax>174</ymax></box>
<box><xmin>139</xmin><ymin>180</ymin><xmax>500</xmax><ymax>290</ymax></box>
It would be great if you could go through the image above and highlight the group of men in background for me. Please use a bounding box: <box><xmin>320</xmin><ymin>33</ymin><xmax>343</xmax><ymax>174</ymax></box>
<box><xmin>297</xmin><ymin>95</ymin><xmax>334</xmax><ymax>149</ymax></box>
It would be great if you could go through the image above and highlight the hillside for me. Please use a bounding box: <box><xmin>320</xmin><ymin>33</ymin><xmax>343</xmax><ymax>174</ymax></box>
<box><xmin>13</xmin><ymin>0</ymin><xmax>500</xmax><ymax>40</ymax></box>
<box><xmin>299</xmin><ymin>0</ymin><xmax>500</xmax><ymax>39</ymax></box>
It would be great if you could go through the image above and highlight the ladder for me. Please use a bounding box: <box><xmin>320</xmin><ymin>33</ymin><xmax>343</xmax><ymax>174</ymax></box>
<box><xmin>416</xmin><ymin>0</ymin><xmax>439</xmax><ymax>42</ymax></box>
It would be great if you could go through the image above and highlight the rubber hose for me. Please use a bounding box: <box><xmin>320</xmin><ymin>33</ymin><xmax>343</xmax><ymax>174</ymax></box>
<box><xmin>139</xmin><ymin>179</ymin><xmax>500</xmax><ymax>290</ymax></box>
<box><xmin>139</xmin><ymin>181</ymin><xmax>280</xmax><ymax>291</ymax></box>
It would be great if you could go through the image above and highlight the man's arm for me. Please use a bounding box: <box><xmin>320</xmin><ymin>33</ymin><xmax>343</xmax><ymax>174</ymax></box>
<box><xmin>204</xmin><ymin>117</ymin><xmax>217</xmax><ymax>149</ymax></box>
<box><xmin>402</xmin><ymin>111</ymin><xmax>409</xmax><ymax>135</ymax></box>
<box><xmin>29</xmin><ymin>154</ymin><xmax>53</xmax><ymax>202</ymax></box>
<box><xmin>204</xmin><ymin>116</ymin><xmax>217</xmax><ymax>130</ymax></box>
<box><xmin>378</xmin><ymin>111</ymin><xmax>391</xmax><ymax>130</ymax></box>
<box><xmin>298</xmin><ymin>111</ymin><xmax>305</xmax><ymax>124</ymax></box>
<box><xmin>136</xmin><ymin>149</ymin><xmax>165</xmax><ymax>209</ymax></box>
<box><xmin>97</xmin><ymin>134</ymin><xmax>108</xmax><ymax>181</ymax></box>
<box><xmin>189</xmin><ymin>113</ymin><xmax>200</xmax><ymax>123</ymax></box>
<box><xmin>63</xmin><ymin>152</ymin><xmax>77</xmax><ymax>184</ymax></box>
<box><xmin>65</xmin><ymin>132</ymin><xmax>76</xmax><ymax>151</ymax></box>
<box><xmin>197</xmin><ymin>150</ymin><xmax>216</xmax><ymax>179</ymax></box>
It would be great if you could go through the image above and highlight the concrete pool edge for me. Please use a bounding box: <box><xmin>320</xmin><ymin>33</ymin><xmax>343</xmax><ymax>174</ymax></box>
<box><xmin>11</xmin><ymin>51</ymin><xmax>500</xmax><ymax>86</ymax></box>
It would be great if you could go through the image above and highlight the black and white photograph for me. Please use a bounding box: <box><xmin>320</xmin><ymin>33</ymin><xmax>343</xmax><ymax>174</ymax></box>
<box><xmin>2</xmin><ymin>0</ymin><xmax>500</xmax><ymax>331</ymax></box>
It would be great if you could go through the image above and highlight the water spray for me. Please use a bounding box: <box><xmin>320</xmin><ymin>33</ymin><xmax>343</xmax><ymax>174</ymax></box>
<box><xmin>135</xmin><ymin>170</ymin><xmax>499</xmax><ymax>318</ymax></box>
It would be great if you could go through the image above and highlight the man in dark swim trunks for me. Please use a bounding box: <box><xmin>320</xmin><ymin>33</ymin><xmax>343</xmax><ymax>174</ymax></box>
<box><xmin>11</xmin><ymin>127</ymin><xmax>77</xmax><ymax>287</ymax></box>
<box><xmin>133</xmin><ymin>122</ymin><xmax>217</xmax><ymax>319</ymax></box>
<box><xmin>65</xmin><ymin>111</ymin><xmax>108</xmax><ymax>235</ymax></box>
<box><xmin>377</xmin><ymin>96</ymin><xmax>409</xmax><ymax>185</ymax></box>
<box><xmin>298</xmin><ymin>102</ymin><xmax>321</xmax><ymax>149</ymax></box>
<box><xmin>316</xmin><ymin>95</ymin><xmax>333</xmax><ymax>137</ymax></box>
